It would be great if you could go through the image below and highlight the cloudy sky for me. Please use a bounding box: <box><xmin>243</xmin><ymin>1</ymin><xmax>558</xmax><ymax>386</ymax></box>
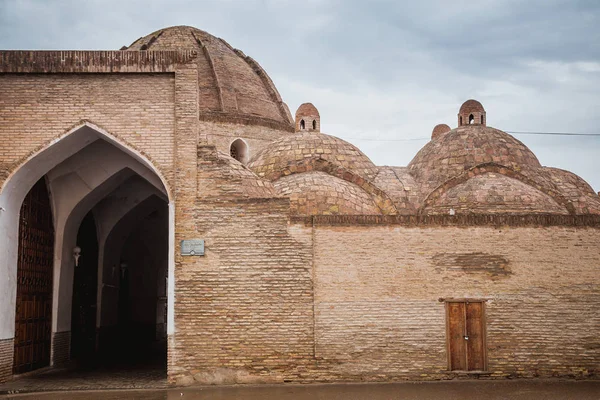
<box><xmin>2</xmin><ymin>0</ymin><xmax>599</xmax><ymax>190</ymax></box>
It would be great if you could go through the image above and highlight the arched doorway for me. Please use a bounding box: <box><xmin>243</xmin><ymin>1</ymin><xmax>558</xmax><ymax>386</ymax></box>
<box><xmin>13</xmin><ymin>178</ymin><xmax>54</xmax><ymax>374</ymax></box>
<box><xmin>0</xmin><ymin>123</ymin><xmax>174</xmax><ymax>379</ymax></box>
<box><xmin>70</xmin><ymin>211</ymin><xmax>99</xmax><ymax>366</ymax></box>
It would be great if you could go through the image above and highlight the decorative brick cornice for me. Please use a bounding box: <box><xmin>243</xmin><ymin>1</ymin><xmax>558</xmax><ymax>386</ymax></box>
<box><xmin>290</xmin><ymin>213</ymin><xmax>600</xmax><ymax>227</ymax></box>
<box><xmin>0</xmin><ymin>50</ymin><xmax>198</xmax><ymax>73</ymax></box>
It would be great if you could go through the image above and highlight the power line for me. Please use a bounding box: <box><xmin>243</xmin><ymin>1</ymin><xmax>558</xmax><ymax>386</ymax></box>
<box><xmin>506</xmin><ymin>131</ymin><xmax>600</xmax><ymax>136</ymax></box>
<box><xmin>343</xmin><ymin>130</ymin><xmax>600</xmax><ymax>142</ymax></box>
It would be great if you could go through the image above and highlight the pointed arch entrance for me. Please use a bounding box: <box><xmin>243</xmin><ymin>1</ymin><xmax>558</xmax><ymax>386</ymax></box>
<box><xmin>0</xmin><ymin>122</ymin><xmax>175</xmax><ymax>378</ymax></box>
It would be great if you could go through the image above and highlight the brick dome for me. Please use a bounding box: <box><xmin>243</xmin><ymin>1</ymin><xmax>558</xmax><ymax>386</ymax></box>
<box><xmin>408</xmin><ymin>125</ymin><xmax>541</xmax><ymax>193</ymax></box>
<box><xmin>423</xmin><ymin>173</ymin><xmax>569</xmax><ymax>215</ymax></box>
<box><xmin>431</xmin><ymin>124</ymin><xmax>451</xmax><ymax>140</ymax></box>
<box><xmin>459</xmin><ymin>99</ymin><xmax>485</xmax><ymax>114</ymax></box>
<box><xmin>544</xmin><ymin>167</ymin><xmax>600</xmax><ymax>215</ymax></box>
<box><xmin>201</xmin><ymin>150</ymin><xmax>278</xmax><ymax>200</ymax></box>
<box><xmin>296</xmin><ymin>103</ymin><xmax>320</xmax><ymax>118</ymax></box>
<box><xmin>274</xmin><ymin>171</ymin><xmax>381</xmax><ymax>215</ymax></box>
<box><xmin>125</xmin><ymin>26</ymin><xmax>294</xmax><ymax>129</ymax></box>
<box><xmin>247</xmin><ymin>131</ymin><xmax>378</xmax><ymax>181</ymax></box>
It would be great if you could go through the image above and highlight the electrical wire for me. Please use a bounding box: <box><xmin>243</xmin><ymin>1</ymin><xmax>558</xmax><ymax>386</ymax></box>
<box><xmin>343</xmin><ymin>131</ymin><xmax>600</xmax><ymax>142</ymax></box>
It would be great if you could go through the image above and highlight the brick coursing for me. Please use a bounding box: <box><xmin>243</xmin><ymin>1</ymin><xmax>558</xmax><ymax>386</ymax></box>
<box><xmin>310</xmin><ymin>225</ymin><xmax>600</xmax><ymax>380</ymax></box>
<box><xmin>0</xmin><ymin>73</ymin><xmax>177</xmax><ymax>190</ymax></box>
<box><xmin>50</xmin><ymin>331</ymin><xmax>70</xmax><ymax>367</ymax></box>
<box><xmin>0</xmin><ymin>339</ymin><xmax>13</xmax><ymax>383</ymax></box>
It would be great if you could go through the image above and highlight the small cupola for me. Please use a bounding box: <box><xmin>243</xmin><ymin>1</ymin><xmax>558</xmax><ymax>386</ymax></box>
<box><xmin>431</xmin><ymin>124</ymin><xmax>451</xmax><ymax>140</ymax></box>
<box><xmin>458</xmin><ymin>99</ymin><xmax>486</xmax><ymax>127</ymax></box>
<box><xmin>295</xmin><ymin>103</ymin><xmax>320</xmax><ymax>133</ymax></box>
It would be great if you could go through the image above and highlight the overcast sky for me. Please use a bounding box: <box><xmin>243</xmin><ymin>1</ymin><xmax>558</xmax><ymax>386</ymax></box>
<box><xmin>1</xmin><ymin>0</ymin><xmax>599</xmax><ymax>190</ymax></box>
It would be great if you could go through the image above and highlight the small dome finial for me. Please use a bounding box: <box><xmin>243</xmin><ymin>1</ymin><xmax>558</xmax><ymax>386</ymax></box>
<box><xmin>295</xmin><ymin>103</ymin><xmax>320</xmax><ymax>133</ymax></box>
<box><xmin>458</xmin><ymin>99</ymin><xmax>486</xmax><ymax>127</ymax></box>
<box><xmin>431</xmin><ymin>124</ymin><xmax>451</xmax><ymax>140</ymax></box>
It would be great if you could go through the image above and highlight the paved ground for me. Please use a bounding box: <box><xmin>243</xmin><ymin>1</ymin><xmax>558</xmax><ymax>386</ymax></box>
<box><xmin>1</xmin><ymin>380</ymin><xmax>599</xmax><ymax>400</ymax></box>
<box><xmin>0</xmin><ymin>363</ymin><xmax>167</xmax><ymax>394</ymax></box>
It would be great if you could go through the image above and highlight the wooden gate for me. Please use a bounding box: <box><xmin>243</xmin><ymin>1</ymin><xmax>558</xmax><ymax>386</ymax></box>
<box><xmin>446</xmin><ymin>300</ymin><xmax>486</xmax><ymax>371</ymax></box>
<box><xmin>13</xmin><ymin>178</ymin><xmax>54</xmax><ymax>374</ymax></box>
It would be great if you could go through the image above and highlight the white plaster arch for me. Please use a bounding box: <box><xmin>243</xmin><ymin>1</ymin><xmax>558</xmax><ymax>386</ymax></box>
<box><xmin>0</xmin><ymin>122</ymin><xmax>176</xmax><ymax>354</ymax></box>
<box><xmin>92</xmin><ymin>176</ymin><xmax>165</xmax><ymax>328</ymax></box>
<box><xmin>98</xmin><ymin>195</ymin><xmax>166</xmax><ymax>330</ymax></box>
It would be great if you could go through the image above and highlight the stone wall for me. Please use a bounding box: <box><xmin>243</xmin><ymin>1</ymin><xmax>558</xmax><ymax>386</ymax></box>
<box><xmin>309</xmin><ymin>221</ymin><xmax>600</xmax><ymax>380</ymax></box>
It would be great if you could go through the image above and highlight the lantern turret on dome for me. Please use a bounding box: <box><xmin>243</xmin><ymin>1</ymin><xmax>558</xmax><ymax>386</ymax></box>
<box><xmin>458</xmin><ymin>99</ymin><xmax>486</xmax><ymax>127</ymax></box>
<box><xmin>295</xmin><ymin>103</ymin><xmax>320</xmax><ymax>132</ymax></box>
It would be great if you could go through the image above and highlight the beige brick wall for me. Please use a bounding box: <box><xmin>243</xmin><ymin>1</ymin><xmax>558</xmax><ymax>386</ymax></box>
<box><xmin>0</xmin><ymin>73</ymin><xmax>176</xmax><ymax>187</ymax></box>
<box><xmin>200</xmin><ymin>120</ymin><xmax>290</xmax><ymax>163</ymax></box>
<box><xmin>311</xmin><ymin>224</ymin><xmax>600</xmax><ymax>380</ymax></box>
<box><xmin>169</xmin><ymin>198</ymin><xmax>315</xmax><ymax>385</ymax></box>
<box><xmin>0</xmin><ymin>338</ymin><xmax>13</xmax><ymax>383</ymax></box>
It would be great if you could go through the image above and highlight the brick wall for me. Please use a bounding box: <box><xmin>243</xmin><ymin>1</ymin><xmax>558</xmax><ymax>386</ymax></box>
<box><xmin>310</xmin><ymin>223</ymin><xmax>600</xmax><ymax>380</ymax></box>
<box><xmin>200</xmin><ymin>120</ymin><xmax>290</xmax><ymax>163</ymax></box>
<box><xmin>51</xmin><ymin>331</ymin><xmax>70</xmax><ymax>367</ymax></box>
<box><xmin>169</xmin><ymin>198</ymin><xmax>315</xmax><ymax>385</ymax></box>
<box><xmin>0</xmin><ymin>339</ymin><xmax>13</xmax><ymax>383</ymax></box>
<box><xmin>0</xmin><ymin>73</ymin><xmax>176</xmax><ymax>187</ymax></box>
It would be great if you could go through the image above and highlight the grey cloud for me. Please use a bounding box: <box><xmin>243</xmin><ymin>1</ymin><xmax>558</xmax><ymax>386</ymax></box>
<box><xmin>0</xmin><ymin>0</ymin><xmax>598</xmax><ymax>190</ymax></box>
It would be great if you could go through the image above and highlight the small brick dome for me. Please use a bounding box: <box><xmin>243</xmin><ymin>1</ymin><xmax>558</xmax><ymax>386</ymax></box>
<box><xmin>274</xmin><ymin>171</ymin><xmax>381</xmax><ymax>215</ymax></box>
<box><xmin>423</xmin><ymin>173</ymin><xmax>569</xmax><ymax>215</ymax></box>
<box><xmin>247</xmin><ymin>131</ymin><xmax>378</xmax><ymax>181</ymax></box>
<box><xmin>408</xmin><ymin>125</ymin><xmax>541</xmax><ymax>193</ymax></box>
<box><xmin>431</xmin><ymin>124</ymin><xmax>451</xmax><ymax>140</ymax></box>
<box><xmin>459</xmin><ymin>99</ymin><xmax>485</xmax><ymax>114</ymax></box>
<box><xmin>125</xmin><ymin>26</ymin><xmax>294</xmax><ymax>128</ymax></box>
<box><xmin>296</xmin><ymin>103</ymin><xmax>320</xmax><ymax>118</ymax></box>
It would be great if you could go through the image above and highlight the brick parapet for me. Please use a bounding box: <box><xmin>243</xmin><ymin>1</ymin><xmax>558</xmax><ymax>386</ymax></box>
<box><xmin>290</xmin><ymin>214</ymin><xmax>600</xmax><ymax>227</ymax></box>
<box><xmin>0</xmin><ymin>50</ymin><xmax>197</xmax><ymax>73</ymax></box>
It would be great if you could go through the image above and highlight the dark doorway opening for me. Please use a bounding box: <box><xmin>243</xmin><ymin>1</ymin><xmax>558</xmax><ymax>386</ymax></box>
<box><xmin>13</xmin><ymin>178</ymin><xmax>54</xmax><ymax>374</ymax></box>
<box><xmin>70</xmin><ymin>211</ymin><xmax>99</xmax><ymax>366</ymax></box>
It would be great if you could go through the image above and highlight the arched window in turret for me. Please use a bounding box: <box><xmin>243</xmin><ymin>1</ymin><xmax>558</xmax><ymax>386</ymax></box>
<box><xmin>300</xmin><ymin>119</ymin><xmax>305</xmax><ymax>130</ymax></box>
<box><xmin>312</xmin><ymin>120</ymin><xmax>316</xmax><ymax>130</ymax></box>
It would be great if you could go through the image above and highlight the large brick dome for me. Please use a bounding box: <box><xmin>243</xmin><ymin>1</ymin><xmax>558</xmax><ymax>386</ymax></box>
<box><xmin>408</xmin><ymin>125</ymin><xmax>542</xmax><ymax>192</ymax></box>
<box><xmin>247</xmin><ymin>131</ymin><xmax>378</xmax><ymax>181</ymax></box>
<box><xmin>125</xmin><ymin>26</ymin><xmax>294</xmax><ymax>129</ymax></box>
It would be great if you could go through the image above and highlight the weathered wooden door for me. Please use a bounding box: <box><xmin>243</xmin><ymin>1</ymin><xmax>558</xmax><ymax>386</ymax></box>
<box><xmin>13</xmin><ymin>178</ymin><xmax>54</xmax><ymax>374</ymax></box>
<box><xmin>446</xmin><ymin>301</ymin><xmax>486</xmax><ymax>371</ymax></box>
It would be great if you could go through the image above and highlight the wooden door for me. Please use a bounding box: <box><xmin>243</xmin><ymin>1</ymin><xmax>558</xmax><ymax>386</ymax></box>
<box><xmin>13</xmin><ymin>178</ymin><xmax>54</xmax><ymax>374</ymax></box>
<box><xmin>446</xmin><ymin>301</ymin><xmax>486</xmax><ymax>371</ymax></box>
